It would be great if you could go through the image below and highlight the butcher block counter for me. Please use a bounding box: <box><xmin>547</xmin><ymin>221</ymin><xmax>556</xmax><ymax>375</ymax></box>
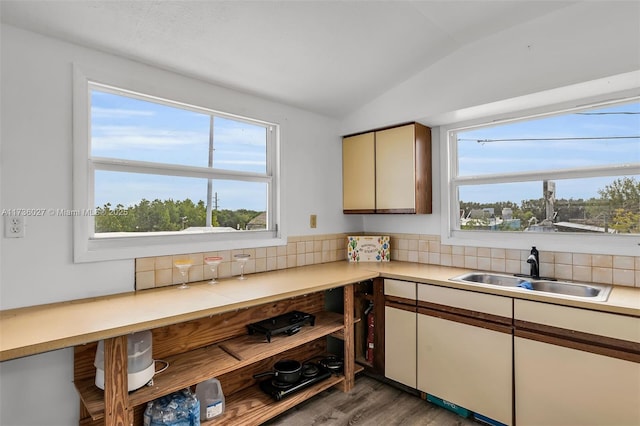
<box><xmin>1</xmin><ymin>260</ymin><xmax>638</xmax><ymax>362</ymax></box>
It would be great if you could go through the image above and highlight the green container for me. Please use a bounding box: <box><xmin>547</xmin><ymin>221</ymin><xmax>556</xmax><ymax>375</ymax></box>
<box><xmin>426</xmin><ymin>394</ymin><xmax>470</xmax><ymax>418</ymax></box>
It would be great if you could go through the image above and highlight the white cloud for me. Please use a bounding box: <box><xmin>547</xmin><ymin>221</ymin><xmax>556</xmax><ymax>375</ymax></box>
<box><xmin>92</xmin><ymin>107</ymin><xmax>155</xmax><ymax>119</ymax></box>
<box><xmin>92</xmin><ymin>125</ymin><xmax>206</xmax><ymax>151</ymax></box>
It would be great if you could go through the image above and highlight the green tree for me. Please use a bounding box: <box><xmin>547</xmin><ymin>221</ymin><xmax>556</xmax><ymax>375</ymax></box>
<box><xmin>598</xmin><ymin>177</ymin><xmax>640</xmax><ymax>210</ymax></box>
<box><xmin>95</xmin><ymin>203</ymin><xmax>124</xmax><ymax>232</ymax></box>
<box><xmin>595</xmin><ymin>177</ymin><xmax>640</xmax><ymax>233</ymax></box>
<box><xmin>94</xmin><ymin>198</ymin><xmax>262</xmax><ymax>233</ymax></box>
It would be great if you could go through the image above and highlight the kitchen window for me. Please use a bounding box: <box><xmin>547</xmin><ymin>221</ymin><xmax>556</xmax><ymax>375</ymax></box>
<box><xmin>442</xmin><ymin>96</ymin><xmax>640</xmax><ymax>255</ymax></box>
<box><xmin>73</xmin><ymin>65</ymin><xmax>281</xmax><ymax>262</ymax></box>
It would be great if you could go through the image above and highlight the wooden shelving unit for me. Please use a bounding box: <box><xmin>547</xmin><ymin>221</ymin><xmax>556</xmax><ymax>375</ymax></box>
<box><xmin>75</xmin><ymin>311</ymin><xmax>344</xmax><ymax>421</ymax></box>
<box><xmin>74</xmin><ymin>286</ymin><xmax>357</xmax><ymax>426</ymax></box>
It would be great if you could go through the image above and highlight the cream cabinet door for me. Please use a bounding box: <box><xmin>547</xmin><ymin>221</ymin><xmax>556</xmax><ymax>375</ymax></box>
<box><xmin>418</xmin><ymin>313</ymin><xmax>513</xmax><ymax>425</ymax></box>
<box><xmin>375</xmin><ymin>124</ymin><xmax>416</xmax><ymax>211</ymax></box>
<box><xmin>515</xmin><ymin>337</ymin><xmax>640</xmax><ymax>426</ymax></box>
<box><xmin>342</xmin><ymin>132</ymin><xmax>375</xmax><ymax>212</ymax></box>
<box><xmin>385</xmin><ymin>306</ymin><xmax>416</xmax><ymax>388</ymax></box>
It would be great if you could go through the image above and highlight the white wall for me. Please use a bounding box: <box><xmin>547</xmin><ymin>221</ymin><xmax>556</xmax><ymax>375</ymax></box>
<box><xmin>0</xmin><ymin>24</ymin><xmax>358</xmax><ymax>425</ymax></box>
<box><xmin>341</xmin><ymin>1</ymin><xmax>640</xmax><ymax>134</ymax></box>
<box><xmin>0</xmin><ymin>24</ymin><xmax>357</xmax><ymax>309</ymax></box>
<box><xmin>343</xmin><ymin>1</ymin><xmax>640</xmax><ymax>239</ymax></box>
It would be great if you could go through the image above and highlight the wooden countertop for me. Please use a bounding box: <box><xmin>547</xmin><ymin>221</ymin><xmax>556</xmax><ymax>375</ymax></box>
<box><xmin>1</xmin><ymin>261</ymin><xmax>638</xmax><ymax>362</ymax></box>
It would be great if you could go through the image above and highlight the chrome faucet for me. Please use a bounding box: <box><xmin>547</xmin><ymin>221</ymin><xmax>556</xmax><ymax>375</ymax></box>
<box><xmin>526</xmin><ymin>246</ymin><xmax>540</xmax><ymax>279</ymax></box>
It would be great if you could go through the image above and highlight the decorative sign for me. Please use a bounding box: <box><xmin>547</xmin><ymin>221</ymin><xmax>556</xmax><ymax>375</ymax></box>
<box><xmin>347</xmin><ymin>236</ymin><xmax>390</xmax><ymax>262</ymax></box>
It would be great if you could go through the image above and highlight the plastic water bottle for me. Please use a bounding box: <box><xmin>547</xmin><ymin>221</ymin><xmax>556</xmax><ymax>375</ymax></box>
<box><xmin>195</xmin><ymin>378</ymin><xmax>225</xmax><ymax>421</ymax></box>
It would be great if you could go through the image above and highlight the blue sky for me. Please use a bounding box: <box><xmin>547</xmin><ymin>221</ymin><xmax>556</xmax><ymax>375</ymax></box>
<box><xmin>91</xmin><ymin>89</ymin><xmax>639</xmax><ymax>210</ymax></box>
<box><xmin>456</xmin><ymin>101</ymin><xmax>639</xmax><ymax>203</ymax></box>
<box><xmin>91</xmin><ymin>90</ymin><xmax>268</xmax><ymax>210</ymax></box>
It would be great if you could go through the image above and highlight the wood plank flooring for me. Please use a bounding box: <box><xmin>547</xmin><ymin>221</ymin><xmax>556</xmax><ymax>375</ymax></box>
<box><xmin>264</xmin><ymin>375</ymin><xmax>478</xmax><ymax>426</ymax></box>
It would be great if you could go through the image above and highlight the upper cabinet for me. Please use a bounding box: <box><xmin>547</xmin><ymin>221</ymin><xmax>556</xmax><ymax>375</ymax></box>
<box><xmin>342</xmin><ymin>123</ymin><xmax>432</xmax><ymax>214</ymax></box>
<box><xmin>342</xmin><ymin>132</ymin><xmax>376</xmax><ymax>212</ymax></box>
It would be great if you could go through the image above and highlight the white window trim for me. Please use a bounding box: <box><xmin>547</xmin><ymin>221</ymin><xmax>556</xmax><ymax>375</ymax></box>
<box><xmin>439</xmin><ymin>78</ymin><xmax>640</xmax><ymax>257</ymax></box>
<box><xmin>72</xmin><ymin>64</ymin><xmax>284</xmax><ymax>263</ymax></box>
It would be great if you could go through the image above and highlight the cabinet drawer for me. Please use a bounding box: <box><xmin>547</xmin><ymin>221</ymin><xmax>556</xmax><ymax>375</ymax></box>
<box><xmin>384</xmin><ymin>279</ymin><xmax>416</xmax><ymax>300</ymax></box>
<box><xmin>418</xmin><ymin>284</ymin><xmax>512</xmax><ymax>318</ymax></box>
<box><xmin>515</xmin><ymin>299</ymin><xmax>640</xmax><ymax>343</ymax></box>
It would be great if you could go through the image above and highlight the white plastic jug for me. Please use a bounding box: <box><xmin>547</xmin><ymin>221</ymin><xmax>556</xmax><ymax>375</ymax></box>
<box><xmin>195</xmin><ymin>378</ymin><xmax>225</xmax><ymax>421</ymax></box>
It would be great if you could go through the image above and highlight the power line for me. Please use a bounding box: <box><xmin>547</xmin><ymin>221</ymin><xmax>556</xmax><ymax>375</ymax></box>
<box><xmin>458</xmin><ymin>136</ymin><xmax>640</xmax><ymax>143</ymax></box>
<box><xmin>576</xmin><ymin>112</ymin><xmax>640</xmax><ymax>115</ymax></box>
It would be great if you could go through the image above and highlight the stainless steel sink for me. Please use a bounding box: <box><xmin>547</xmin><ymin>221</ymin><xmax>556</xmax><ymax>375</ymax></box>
<box><xmin>453</xmin><ymin>272</ymin><xmax>526</xmax><ymax>287</ymax></box>
<box><xmin>450</xmin><ymin>272</ymin><xmax>612</xmax><ymax>302</ymax></box>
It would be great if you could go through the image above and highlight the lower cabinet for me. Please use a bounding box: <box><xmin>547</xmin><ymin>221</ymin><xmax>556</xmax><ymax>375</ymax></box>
<box><xmin>379</xmin><ymin>279</ymin><xmax>638</xmax><ymax>426</ymax></box>
<box><xmin>417</xmin><ymin>312</ymin><xmax>513</xmax><ymax>425</ymax></box>
<box><xmin>514</xmin><ymin>299</ymin><xmax>640</xmax><ymax>426</ymax></box>
<box><xmin>416</xmin><ymin>283</ymin><xmax>513</xmax><ymax>426</ymax></box>
<box><xmin>515</xmin><ymin>337</ymin><xmax>640</xmax><ymax>426</ymax></box>
<box><xmin>384</xmin><ymin>305</ymin><xmax>416</xmax><ymax>388</ymax></box>
<box><xmin>383</xmin><ymin>279</ymin><xmax>417</xmax><ymax>388</ymax></box>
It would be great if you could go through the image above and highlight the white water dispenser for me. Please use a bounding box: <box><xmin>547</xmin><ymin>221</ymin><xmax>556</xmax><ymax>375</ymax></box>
<box><xmin>94</xmin><ymin>330</ymin><xmax>154</xmax><ymax>392</ymax></box>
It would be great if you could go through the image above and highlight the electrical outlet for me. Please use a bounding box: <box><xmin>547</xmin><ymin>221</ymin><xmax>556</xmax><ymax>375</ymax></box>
<box><xmin>5</xmin><ymin>216</ymin><xmax>25</xmax><ymax>238</ymax></box>
<box><xmin>309</xmin><ymin>214</ymin><xmax>317</xmax><ymax>228</ymax></box>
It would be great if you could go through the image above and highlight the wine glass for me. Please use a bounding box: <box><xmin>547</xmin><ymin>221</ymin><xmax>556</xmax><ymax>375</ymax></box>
<box><xmin>174</xmin><ymin>259</ymin><xmax>193</xmax><ymax>289</ymax></box>
<box><xmin>234</xmin><ymin>253</ymin><xmax>250</xmax><ymax>280</ymax></box>
<box><xmin>204</xmin><ymin>256</ymin><xmax>223</xmax><ymax>284</ymax></box>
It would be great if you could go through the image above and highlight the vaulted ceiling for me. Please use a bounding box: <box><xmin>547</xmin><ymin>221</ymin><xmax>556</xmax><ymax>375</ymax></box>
<box><xmin>1</xmin><ymin>1</ymin><xmax>579</xmax><ymax>117</ymax></box>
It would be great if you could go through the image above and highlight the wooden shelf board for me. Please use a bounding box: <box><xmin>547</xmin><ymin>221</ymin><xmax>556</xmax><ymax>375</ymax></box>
<box><xmin>330</xmin><ymin>316</ymin><xmax>363</xmax><ymax>341</ymax></box>
<box><xmin>75</xmin><ymin>311</ymin><xmax>344</xmax><ymax>421</ymax></box>
<box><xmin>208</xmin><ymin>374</ymin><xmax>345</xmax><ymax>425</ymax></box>
<box><xmin>354</xmin><ymin>363</ymin><xmax>365</xmax><ymax>375</ymax></box>
<box><xmin>355</xmin><ymin>356</ymin><xmax>373</xmax><ymax>368</ymax></box>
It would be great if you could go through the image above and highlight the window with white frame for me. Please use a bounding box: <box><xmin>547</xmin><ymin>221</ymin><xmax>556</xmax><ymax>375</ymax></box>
<box><xmin>447</xmin><ymin>98</ymin><xmax>639</xmax><ymax>243</ymax></box>
<box><xmin>73</xmin><ymin>68</ymin><xmax>280</xmax><ymax>262</ymax></box>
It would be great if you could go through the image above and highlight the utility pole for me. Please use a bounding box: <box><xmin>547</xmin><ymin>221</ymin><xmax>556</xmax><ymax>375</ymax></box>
<box><xmin>212</xmin><ymin>192</ymin><xmax>219</xmax><ymax>210</ymax></box>
<box><xmin>206</xmin><ymin>116</ymin><xmax>214</xmax><ymax>227</ymax></box>
<box><xmin>543</xmin><ymin>180</ymin><xmax>556</xmax><ymax>222</ymax></box>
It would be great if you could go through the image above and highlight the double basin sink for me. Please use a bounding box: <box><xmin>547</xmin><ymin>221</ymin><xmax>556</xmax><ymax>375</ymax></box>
<box><xmin>450</xmin><ymin>272</ymin><xmax>612</xmax><ymax>302</ymax></box>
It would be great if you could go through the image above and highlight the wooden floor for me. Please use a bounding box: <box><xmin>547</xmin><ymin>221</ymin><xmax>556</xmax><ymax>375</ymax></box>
<box><xmin>264</xmin><ymin>375</ymin><xmax>478</xmax><ymax>426</ymax></box>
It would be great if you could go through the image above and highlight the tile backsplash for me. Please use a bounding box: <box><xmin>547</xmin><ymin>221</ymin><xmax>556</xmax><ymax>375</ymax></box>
<box><xmin>135</xmin><ymin>232</ymin><xmax>640</xmax><ymax>290</ymax></box>
<box><xmin>135</xmin><ymin>233</ymin><xmax>348</xmax><ymax>290</ymax></box>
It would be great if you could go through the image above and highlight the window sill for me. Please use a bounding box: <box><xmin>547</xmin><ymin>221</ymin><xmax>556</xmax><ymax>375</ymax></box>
<box><xmin>74</xmin><ymin>230</ymin><xmax>285</xmax><ymax>263</ymax></box>
<box><xmin>443</xmin><ymin>230</ymin><xmax>638</xmax><ymax>256</ymax></box>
